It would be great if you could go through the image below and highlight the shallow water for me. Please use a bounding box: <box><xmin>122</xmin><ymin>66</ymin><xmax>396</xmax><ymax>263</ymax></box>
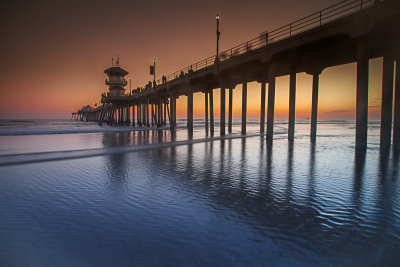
<box><xmin>0</xmin><ymin>119</ymin><xmax>399</xmax><ymax>266</ymax></box>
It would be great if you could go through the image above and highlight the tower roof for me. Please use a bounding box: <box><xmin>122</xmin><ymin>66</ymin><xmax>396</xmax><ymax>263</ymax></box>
<box><xmin>104</xmin><ymin>66</ymin><xmax>129</xmax><ymax>76</ymax></box>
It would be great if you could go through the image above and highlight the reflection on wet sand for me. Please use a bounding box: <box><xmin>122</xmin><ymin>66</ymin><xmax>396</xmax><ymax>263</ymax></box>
<box><xmin>94</xmin><ymin>127</ymin><xmax>400</xmax><ymax>264</ymax></box>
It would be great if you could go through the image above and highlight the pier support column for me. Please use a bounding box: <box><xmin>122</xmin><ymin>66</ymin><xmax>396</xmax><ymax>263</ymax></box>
<box><xmin>210</xmin><ymin>89</ymin><xmax>214</xmax><ymax>135</ymax></box>
<box><xmin>173</xmin><ymin>96</ymin><xmax>177</xmax><ymax>128</ymax></box>
<box><xmin>116</xmin><ymin>108</ymin><xmax>119</xmax><ymax>123</ymax></box>
<box><xmin>220</xmin><ymin>82</ymin><xmax>226</xmax><ymax>135</ymax></box>
<box><xmin>170</xmin><ymin>95</ymin><xmax>176</xmax><ymax>130</ymax></box>
<box><xmin>151</xmin><ymin>101</ymin><xmax>154</xmax><ymax>126</ymax></box>
<box><xmin>164</xmin><ymin>100</ymin><xmax>167</xmax><ymax>126</ymax></box>
<box><xmin>288</xmin><ymin>71</ymin><xmax>296</xmax><ymax>141</ymax></box>
<box><xmin>228</xmin><ymin>87</ymin><xmax>233</xmax><ymax>133</ymax></box>
<box><xmin>267</xmin><ymin>75</ymin><xmax>276</xmax><ymax>141</ymax></box>
<box><xmin>132</xmin><ymin>104</ymin><xmax>135</xmax><ymax>126</ymax></box>
<box><xmin>123</xmin><ymin>106</ymin><xmax>126</xmax><ymax>124</ymax></box>
<box><xmin>187</xmin><ymin>84</ymin><xmax>193</xmax><ymax>132</ymax></box>
<box><xmin>394</xmin><ymin>59</ymin><xmax>400</xmax><ymax>147</ymax></box>
<box><xmin>147</xmin><ymin>102</ymin><xmax>150</xmax><ymax>127</ymax></box>
<box><xmin>205</xmin><ymin>92</ymin><xmax>209</xmax><ymax>134</ymax></box>
<box><xmin>122</xmin><ymin>106</ymin><xmax>125</xmax><ymax>124</ymax></box>
<box><xmin>241</xmin><ymin>82</ymin><xmax>247</xmax><ymax>134</ymax></box>
<box><xmin>380</xmin><ymin>56</ymin><xmax>394</xmax><ymax>148</ymax></box>
<box><xmin>138</xmin><ymin>102</ymin><xmax>142</xmax><ymax>126</ymax></box>
<box><xmin>143</xmin><ymin>102</ymin><xmax>146</xmax><ymax>127</ymax></box>
<box><xmin>123</xmin><ymin>107</ymin><xmax>126</xmax><ymax>123</ymax></box>
<box><xmin>159</xmin><ymin>101</ymin><xmax>162</xmax><ymax>126</ymax></box>
<box><xmin>260</xmin><ymin>82</ymin><xmax>266</xmax><ymax>133</ymax></box>
<box><xmin>147</xmin><ymin>99</ymin><xmax>150</xmax><ymax>127</ymax></box>
<box><xmin>136</xmin><ymin>104</ymin><xmax>139</xmax><ymax>126</ymax></box>
<box><xmin>122</xmin><ymin>105</ymin><xmax>128</xmax><ymax>124</ymax></box>
<box><xmin>158</xmin><ymin>97</ymin><xmax>163</xmax><ymax>127</ymax></box>
<box><xmin>310</xmin><ymin>73</ymin><xmax>320</xmax><ymax>142</ymax></box>
<box><xmin>154</xmin><ymin>101</ymin><xmax>157</xmax><ymax>126</ymax></box>
<box><xmin>155</xmin><ymin>100</ymin><xmax>158</xmax><ymax>126</ymax></box>
<box><xmin>356</xmin><ymin>42</ymin><xmax>369</xmax><ymax>148</ymax></box>
<box><xmin>142</xmin><ymin>102</ymin><xmax>145</xmax><ymax>127</ymax></box>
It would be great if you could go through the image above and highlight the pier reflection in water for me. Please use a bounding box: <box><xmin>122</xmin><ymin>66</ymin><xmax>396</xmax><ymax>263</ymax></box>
<box><xmin>95</xmin><ymin>128</ymin><xmax>400</xmax><ymax>264</ymax></box>
<box><xmin>0</xmin><ymin>125</ymin><xmax>399</xmax><ymax>265</ymax></box>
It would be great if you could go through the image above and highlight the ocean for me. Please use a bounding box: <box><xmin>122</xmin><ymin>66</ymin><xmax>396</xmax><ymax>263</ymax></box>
<box><xmin>0</xmin><ymin>118</ymin><xmax>399</xmax><ymax>266</ymax></box>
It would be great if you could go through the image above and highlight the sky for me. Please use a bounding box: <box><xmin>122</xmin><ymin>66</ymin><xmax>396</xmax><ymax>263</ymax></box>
<box><xmin>0</xmin><ymin>0</ymin><xmax>387</xmax><ymax>120</ymax></box>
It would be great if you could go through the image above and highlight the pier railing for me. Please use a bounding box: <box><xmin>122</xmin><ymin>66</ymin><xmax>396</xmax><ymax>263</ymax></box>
<box><xmin>154</xmin><ymin>0</ymin><xmax>374</xmax><ymax>86</ymax></box>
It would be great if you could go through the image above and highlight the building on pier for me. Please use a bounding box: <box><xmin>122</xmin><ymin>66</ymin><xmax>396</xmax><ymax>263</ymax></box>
<box><xmin>104</xmin><ymin>64</ymin><xmax>129</xmax><ymax>97</ymax></box>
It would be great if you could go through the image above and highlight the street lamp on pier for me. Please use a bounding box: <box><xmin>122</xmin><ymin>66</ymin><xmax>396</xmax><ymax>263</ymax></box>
<box><xmin>216</xmin><ymin>14</ymin><xmax>220</xmax><ymax>62</ymax></box>
<box><xmin>129</xmin><ymin>78</ymin><xmax>132</xmax><ymax>95</ymax></box>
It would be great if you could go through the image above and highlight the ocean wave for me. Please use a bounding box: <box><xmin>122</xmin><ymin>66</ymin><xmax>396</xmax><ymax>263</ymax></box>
<box><xmin>0</xmin><ymin>126</ymin><xmax>171</xmax><ymax>136</ymax></box>
<box><xmin>0</xmin><ymin>133</ymin><xmax>262</xmax><ymax>166</ymax></box>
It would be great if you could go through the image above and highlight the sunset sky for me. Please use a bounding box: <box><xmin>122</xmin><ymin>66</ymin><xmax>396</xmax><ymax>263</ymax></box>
<box><xmin>0</xmin><ymin>0</ymin><xmax>386</xmax><ymax>120</ymax></box>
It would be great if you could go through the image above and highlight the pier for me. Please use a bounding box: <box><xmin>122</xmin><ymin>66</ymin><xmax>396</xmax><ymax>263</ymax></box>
<box><xmin>75</xmin><ymin>0</ymin><xmax>400</xmax><ymax>148</ymax></box>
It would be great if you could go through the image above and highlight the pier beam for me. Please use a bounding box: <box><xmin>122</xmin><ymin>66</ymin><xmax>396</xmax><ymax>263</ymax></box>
<box><xmin>205</xmin><ymin>92</ymin><xmax>209</xmax><ymax>134</ymax></box>
<box><xmin>394</xmin><ymin>59</ymin><xmax>400</xmax><ymax>147</ymax></box>
<box><xmin>310</xmin><ymin>73</ymin><xmax>320</xmax><ymax>142</ymax></box>
<box><xmin>356</xmin><ymin>42</ymin><xmax>369</xmax><ymax>148</ymax></box>
<box><xmin>241</xmin><ymin>82</ymin><xmax>247</xmax><ymax>134</ymax></box>
<box><xmin>267</xmin><ymin>75</ymin><xmax>276</xmax><ymax>141</ymax></box>
<box><xmin>220</xmin><ymin>82</ymin><xmax>226</xmax><ymax>135</ymax></box>
<box><xmin>288</xmin><ymin>71</ymin><xmax>296</xmax><ymax>141</ymax></box>
<box><xmin>187</xmin><ymin>84</ymin><xmax>193</xmax><ymax>132</ymax></box>
<box><xmin>380</xmin><ymin>56</ymin><xmax>394</xmax><ymax>148</ymax></box>
<box><xmin>210</xmin><ymin>89</ymin><xmax>214</xmax><ymax>135</ymax></box>
<box><xmin>260</xmin><ymin>82</ymin><xmax>266</xmax><ymax>133</ymax></box>
<box><xmin>228</xmin><ymin>88</ymin><xmax>233</xmax><ymax>133</ymax></box>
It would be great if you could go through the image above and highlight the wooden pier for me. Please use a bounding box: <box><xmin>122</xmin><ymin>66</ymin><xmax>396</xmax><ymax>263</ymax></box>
<box><xmin>75</xmin><ymin>0</ymin><xmax>400</xmax><ymax>148</ymax></box>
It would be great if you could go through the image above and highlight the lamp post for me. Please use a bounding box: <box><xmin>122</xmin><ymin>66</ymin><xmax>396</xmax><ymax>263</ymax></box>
<box><xmin>129</xmin><ymin>78</ymin><xmax>132</xmax><ymax>95</ymax></box>
<box><xmin>216</xmin><ymin>14</ymin><xmax>220</xmax><ymax>62</ymax></box>
<box><xmin>153</xmin><ymin>59</ymin><xmax>156</xmax><ymax>86</ymax></box>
